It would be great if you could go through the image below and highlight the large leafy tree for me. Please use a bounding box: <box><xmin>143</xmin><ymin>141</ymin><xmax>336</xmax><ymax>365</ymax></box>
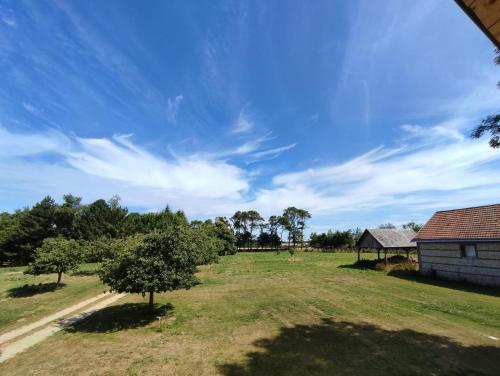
<box><xmin>75</xmin><ymin>196</ymin><xmax>128</xmax><ymax>240</ymax></box>
<box><xmin>471</xmin><ymin>51</ymin><xmax>499</xmax><ymax>148</ymax></box>
<box><xmin>16</xmin><ymin>196</ymin><xmax>58</xmax><ymax>263</ymax></box>
<box><xmin>247</xmin><ymin>210</ymin><xmax>264</xmax><ymax>249</ymax></box>
<box><xmin>54</xmin><ymin>194</ymin><xmax>82</xmax><ymax>239</ymax></box>
<box><xmin>99</xmin><ymin>227</ymin><xmax>199</xmax><ymax>310</ymax></box>
<box><xmin>212</xmin><ymin>217</ymin><xmax>237</xmax><ymax>255</ymax></box>
<box><xmin>230</xmin><ymin>211</ymin><xmax>251</xmax><ymax>248</ymax></box>
<box><xmin>282</xmin><ymin>207</ymin><xmax>311</xmax><ymax>248</ymax></box>
<box><xmin>402</xmin><ymin>221</ymin><xmax>423</xmax><ymax>233</ymax></box>
<box><xmin>25</xmin><ymin>237</ymin><xmax>81</xmax><ymax>286</ymax></box>
<box><xmin>0</xmin><ymin>211</ymin><xmax>23</xmax><ymax>264</ymax></box>
<box><xmin>121</xmin><ymin>207</ymin><xmax>188</xmax><ymax>236</ymax></box>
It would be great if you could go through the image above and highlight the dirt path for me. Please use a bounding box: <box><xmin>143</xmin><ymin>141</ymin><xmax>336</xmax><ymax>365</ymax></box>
<box><xmin>0</xmin><ymin>293</ymin><xmax>125</xmax><ymax>363</ymax></box>
<box><xmin>0</xmin><ymin>292</ymin><xmax>111</xmax><ymax>345</ymax></box>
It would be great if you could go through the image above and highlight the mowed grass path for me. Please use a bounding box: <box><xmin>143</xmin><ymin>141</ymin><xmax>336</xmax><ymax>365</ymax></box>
<box><xmin>0</xmin><ymin>263</ymin><xmax>105</xmax><ymax>334</ymax></box>
<box><xmin>1</xmin><ymin>252</ymin><xmax>499</xmax><ymax>375</ymax></box>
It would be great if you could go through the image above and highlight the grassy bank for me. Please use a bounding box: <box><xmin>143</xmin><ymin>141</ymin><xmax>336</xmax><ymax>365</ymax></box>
<box><xmin>1</xmin><ymin>252</ymin><xmax>499</xmax><ymax>375</ymax></box>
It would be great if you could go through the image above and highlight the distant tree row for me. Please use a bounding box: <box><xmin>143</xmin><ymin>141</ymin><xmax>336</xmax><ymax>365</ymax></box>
<box><xmin>309</xmin><ymin>230</ymin><xmax>358</xmax><ymax>250</ymax></box>
<box><xmin>229</xmin><ymin>207</ymin><xmax>311</xmax><ymax>250</ymax></box>
<box><xmin>378</xmin><ymin>222</ymin><xmax>423</xmax><ymax>232</ymax></box>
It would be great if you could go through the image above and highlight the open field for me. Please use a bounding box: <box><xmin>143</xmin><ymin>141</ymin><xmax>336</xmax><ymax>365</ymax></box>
<box><xmin>1</xmin><ymin>252</ymin><xmax>499</xmax><ymax>375</ymax></box>
<box><xmin>0</xmin><ymin>263</ymin><xmax>105</xmax><ymax>334</ymax></box>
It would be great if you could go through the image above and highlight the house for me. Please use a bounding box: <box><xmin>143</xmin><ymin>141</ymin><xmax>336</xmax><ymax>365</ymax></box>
<box><xmin>355</xmin><ymin>228</ymin><xmax>417</xmax><ymax>264</ymax></box>
<box><xmin>414</xmin><ymin>204</ymin><xmax>500</xmax><ymax>287</ymax></box>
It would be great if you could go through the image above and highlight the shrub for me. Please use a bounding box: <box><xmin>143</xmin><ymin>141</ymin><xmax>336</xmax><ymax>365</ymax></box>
<box><xmin>374</xmin><ymin>262</ymin><xmax>387</xmax><ymax>271</ymax></box>
<box><xmin>387</xmin><ymin>254</ymin><xmax>412</xmax><ymax>264</ymax></box>
<box><xmin>389</xmin><ymin>261</ymin><xmax>418</xmax><ymax>277</ymax></box>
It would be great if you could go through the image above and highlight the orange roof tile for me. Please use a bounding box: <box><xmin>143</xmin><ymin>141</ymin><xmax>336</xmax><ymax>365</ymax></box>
<box><xmin>414</xmin><ymin>204</ymin><xmax>500</xmax><ymax>241</ymax></box>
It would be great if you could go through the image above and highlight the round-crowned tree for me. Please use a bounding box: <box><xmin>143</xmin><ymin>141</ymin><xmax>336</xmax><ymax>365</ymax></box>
<box><xmin>25</xmin><ymin>236</ymin><xmax>81</xmax><ymax>287</ymax></box>
<box><xmin>99</xmin><ymin>226</ymin><xmax>199</xmax><ymax>310</ymax></box>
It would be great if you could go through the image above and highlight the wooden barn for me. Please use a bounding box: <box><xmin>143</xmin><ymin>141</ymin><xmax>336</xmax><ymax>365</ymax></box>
<box><xmin>355</xmin><ymin>229</ymin><xmax>417</xmax><ymax>264</ymax></box>
<box><xmin>414</xmin><ymin>204</ymin><xmax>500</xmax><ymax>287</ymax></box>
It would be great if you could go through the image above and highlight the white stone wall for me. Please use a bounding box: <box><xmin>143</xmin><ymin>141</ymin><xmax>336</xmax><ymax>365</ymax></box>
<box><xmin>418</xmin><ymin>242</ymin><xmax>500</xmax><ymax>287</ymax></box>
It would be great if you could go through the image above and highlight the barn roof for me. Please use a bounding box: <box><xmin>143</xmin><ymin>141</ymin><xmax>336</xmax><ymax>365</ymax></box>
<box><xmin>414</xmin><ymin>204</ymin><xmax>500</xmax><ymax>241</ymax></box>
<box><xmin>357</xmin><ymin>228</ymin><xmax>416</xmax><ymax>249</ymax></box>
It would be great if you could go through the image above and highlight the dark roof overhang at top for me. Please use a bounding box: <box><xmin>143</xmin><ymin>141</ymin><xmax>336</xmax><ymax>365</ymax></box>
<box><xmin>455</xmin><ymin>0</ymin><xmax>500</xmax><ymax>49</ymax></box>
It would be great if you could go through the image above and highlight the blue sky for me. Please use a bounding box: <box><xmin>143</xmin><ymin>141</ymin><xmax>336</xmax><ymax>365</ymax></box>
<box><xmin>1</xmin><ymin>0</ymin><xmax>499</xmax><ymax>232</ymax></box>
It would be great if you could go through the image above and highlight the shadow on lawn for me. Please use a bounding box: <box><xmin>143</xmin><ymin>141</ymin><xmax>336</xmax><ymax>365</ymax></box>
<box><xmin>8</xmin><ymin>282</ymin><xmax>66</xmax><ymax>297</ymax></box>
<box><xmin>388</xmin><ymin>271</ymin><xmax>500</xmax><ymax>299</ymax></box>
<box><xmin>69</xmin><ymin>269</ymin><xmax>97</xmax><ymax>276</ymax></box>
<box><xmin>64</xmin><ymin>303</ymin><xmax>174</xmax><ymax>333</ymax></box>
<box><xmin>218</xmin><ymin>318</ymin><xmax>500</xmax><ymax>376</ymax></box>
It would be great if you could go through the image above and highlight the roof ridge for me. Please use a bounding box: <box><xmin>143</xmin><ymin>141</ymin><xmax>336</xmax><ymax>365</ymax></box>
<box><xmin>435</xmin><ymin>203</ymin><xmax>500</xmax><ymax>213</ymax></box>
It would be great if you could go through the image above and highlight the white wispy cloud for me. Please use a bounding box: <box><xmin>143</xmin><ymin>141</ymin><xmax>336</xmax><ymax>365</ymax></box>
<box><xmin>166</xmin><ymin>95</ymin><xmax>183</xmax><ymax>123</ymax></box>
<box><xmin>231</xmin><ymin>106</ymin><xmax>254</xmax><ymax>133</ymax></box>
<box><xmin>249</xmin><ymin>143</ymin><xmax>297</xmax><ymax>160</ymax></box>
<box><xmin>0</xmin><ymin>126</ymin><xmax>248</xmax><ymax>215</ymax></box>
<box><xmin>249</xmin><ymin>121</ymin><xmax>500</xmax><ymax>217</ymax></box>
<box><xmin>1</xmin><ymin>120</ymin><xmax>499</xmax><ymax>223</ymax></box>
<box><xmin>2</xmin><ymin>17</ymin><xmax>17</xmax><ymax>28</ymax></box>
<box><xmin>0</xmin><ymin>126</ymin><xmax>71</xmax><ymax>157</ymax></box>
<box><xmin>22</xmin><ymin>102</ymin><xmax>38</xmax><ymax>114</ymax></box>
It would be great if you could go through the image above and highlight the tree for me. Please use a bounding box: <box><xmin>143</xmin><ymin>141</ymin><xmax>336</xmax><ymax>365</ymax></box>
<box><xmin>471</xmin><ymin>50</ymin><xmax>500</xmax><ymax>148</ymax></box>
<box><xmin>99</xmin><ymin>227</ymin><xmax>199</xmax><ymax>310</ymax></box>
<box><xmin>277</xmin><ymin>215</ymin><xmax>290</xmax><ymax>248</ymax></box>
<box><xmin>296</xmin><ymin>209</ymin><xmax>312</xmax><ymax>249</ymax></box>
<box><xmin>54</xmin><ymin>194</ymin><xmax>82</xmax><ymax>239</ymax></box>
<box><xmin>75</xmin><ymin>197</ymin><xmax>128</xmax><ymax>240</ymax></box>
<box><xmin>231</xmin><ymin>211</ymin><xmax>257</xmax><ymax>249</ymax></box>
<box><xmin>282</xmin><ymin>207</ymin><xmax>311</xmax><ymax>248</ymax></box>
<box><xmin>0</xmin><ymin>211</ymin><xmax>22</xmax><ymax>264</ymax></box>
<box><xmin>247</xmin><ymin>210</ymin><xmax>264</xmax><ymax>249</ymax></box>
<box><xmin>121</xmin><ymin>207</ymin><xmax>189</xmax><ymax>236</ymax></box>
<box><xmin>191</xmin><ymin>223</ymin><xmax>222</xmax><ymax>265</ymax></box>
<box><xmin>268</xmin><ymin>216</ymin><xmax>281</xmax><ymax>251</ymax></box>
<box><xmin>25</xmin><ymin>237</ymin><xmax>81</xmax><ymax>287</ymax></box>
<box><xmin>402</xmin><ymin>221</ymin><xmax>423</xmax><ymax>233</ymax></box>
<box><xmin>16</xmin><ymin>196</ymin><xmax>58</xmax><ymax>263</ymax></box>
<box><xmin>350</xmin><ymin>227</ymin><xmax>363</xmax><ymax>243</ymax></box>
<box><xmin>230</xmin><ymin>211</ymin><xmax>247</xmax><ymax>248</ymax></box>
<box><xmin>378</xmin><ymin>223</ymin><xmax>396</xmax><ymax>229</ymax></box>
<box><xmin>212</xmin><ymin>217</ymin><xmax>237</xmax><ymax>255</ymax></box>
<box><xmin>309</xmin><ymin>230</ymin><xmax>354</xmax><ymax>250</ymax></box>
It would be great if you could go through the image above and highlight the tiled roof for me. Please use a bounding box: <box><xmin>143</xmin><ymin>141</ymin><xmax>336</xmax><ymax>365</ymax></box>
<box><xmin>365</xmin><ymin>228</ymin><xmax>416</xmax><ymax>248</ymax></box>
<box><xmin>414</xmin><ymin>204</ymin><xmax>500</xmax><ymax>241</ymax></box>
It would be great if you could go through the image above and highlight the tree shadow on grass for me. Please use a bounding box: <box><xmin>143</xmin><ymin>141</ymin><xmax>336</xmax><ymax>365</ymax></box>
<box><xmin>69</xmin><ymin>269</ymin><xmax>97</xmax><ymax>276</ymax></box>
<box><xmin>388</xmin><ymin>271</ymin><xmax>500</xmax><ymax>299</ymax></box>
<box><xmin>218</xmin><ymin>318</ymin><xmax>500</xmax><ymax>376</ymax></box>
<box><xmin>7</xmin><ymin>282</ymin><xmax>66</xmax><ymax>297</ymax></box>
<box><xmin>64</xmin><ymin>303</ymin><xmax>174</xmax><ymax>333</ymax></box>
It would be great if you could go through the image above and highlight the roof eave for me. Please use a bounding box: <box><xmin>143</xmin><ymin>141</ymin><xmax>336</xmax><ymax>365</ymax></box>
<box><xmin>414</xmin><ymin>238</ymin><xmax>500</xmax><ymax>243</ymax></box>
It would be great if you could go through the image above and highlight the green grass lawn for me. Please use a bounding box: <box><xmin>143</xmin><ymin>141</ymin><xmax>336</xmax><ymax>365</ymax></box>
<box><xmin>1</xmin><ymin>252</ymin><xmax>499</xmax><ymax>375</ymax></box>
<box><xmin>0</xmin><ymin>263</ymin><xmax>106</xmax><ymax>334</ymax></box>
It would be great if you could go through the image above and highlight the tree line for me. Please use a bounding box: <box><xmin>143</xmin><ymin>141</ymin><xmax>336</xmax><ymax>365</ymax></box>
<box><xmin>230</xmin><ymin>207</ymin><xmax>311</xmax><ymax>250</ymax></box>
<box><xmin>0</xmin><ymin>194</ymin><xmax>238</xmax><ymax>265</ymax></box>
<box><xmin>0</xmin><ymin>195</ymin><xmax>315</xmax><ymax>265</ymax></box>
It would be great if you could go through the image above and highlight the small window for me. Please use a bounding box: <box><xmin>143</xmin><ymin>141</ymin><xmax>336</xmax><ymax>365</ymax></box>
<box><xmin>461</xmin><ymin>244</ymin><xmax>477</xmax><ymax>258</ymax></box>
